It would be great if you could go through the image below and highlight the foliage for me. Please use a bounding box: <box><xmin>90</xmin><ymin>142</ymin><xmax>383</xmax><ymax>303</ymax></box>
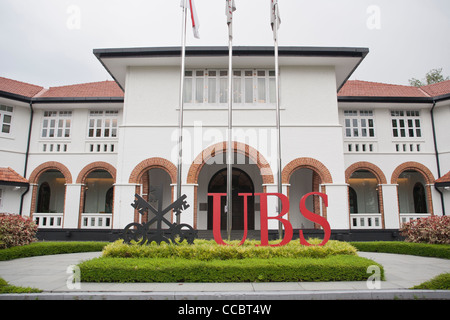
<box><xmin>0</xmin><ymin>214</ymin><xmax>38</xmax><ymax>249</ymax></box>
<box><xmin>412</xmin><ymin>273</ymin><xmax>450</xmax><ymax>290</ymax></box>
<box><xmin>0</xmin><ymin>277</ymin><xmax>42</xmax><ymax>294</ymax></box>
<box><xmin>400</xmin><ymin>216</ymin><xmax>450</xmax><ymax>245</ymax></box>
<box><xmin>350</xmin><ymin>241</ymin><xmax>450</xmax><ymax>259</ymax></box>
<box><xmin>79</xmin><ymin>255</ymin><xmax>382</xmax><ymax>283</ymax></box>
<box><xmin>102</xmin><ymin>239</ymin><xmax>358</xmax><ymax>261</ymax></box>
<box><xmin>409</xmin><ymin>68</ymin><xmax>449</xmax><ymax>87</ymax></box>
<box><xmin>0</xmin><ymin>241</ymin><xmax>108</xmax><ymax>261</ymax></box>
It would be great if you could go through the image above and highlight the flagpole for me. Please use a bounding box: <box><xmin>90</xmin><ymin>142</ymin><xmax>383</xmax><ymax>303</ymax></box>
<box><xmin>226</xmin><ymin>9</ymin><xmax>233</xmax><ymax>242</ymax></box>
<box><xmin>273</xmin><ymin>3</ymin><xmax>283</xmax><ymax>240</ymax></box>
<box><xmin>177</xmin><ymin>0</ymin><xmax>188</xmax><ymax>225</ymax></box>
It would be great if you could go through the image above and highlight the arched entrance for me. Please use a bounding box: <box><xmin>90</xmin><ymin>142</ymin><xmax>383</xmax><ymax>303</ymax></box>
<box><xmin>207</xmin><ymin>168</ymin><xmax>255</xmax><ymax>230</ymax></box>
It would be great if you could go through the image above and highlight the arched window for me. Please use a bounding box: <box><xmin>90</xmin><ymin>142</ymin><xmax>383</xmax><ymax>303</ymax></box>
<box><xmin>413</xmin><ymin>182</ymin><xmax>427</xmax><ymax>213</ymax></box>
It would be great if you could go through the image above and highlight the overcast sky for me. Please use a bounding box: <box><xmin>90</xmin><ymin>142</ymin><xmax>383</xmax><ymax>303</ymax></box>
<box><xmin>1</xmin><ymin>0</ymin><xmax>449</xmax><ymax>88</ymax></box>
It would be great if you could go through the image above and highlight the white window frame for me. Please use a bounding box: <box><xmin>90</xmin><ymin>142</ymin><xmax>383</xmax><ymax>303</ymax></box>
<box><xmin>87</xmin><ymin>110</ymin><xmax>118</xmax><ymax>139</ymax></box>
<box><xmin>344</xmin><ymin>110</ymin><xmax>376</xmax><ymax>138</ymax></box>
<box><xmin>41</xmin><ymin>111</ymin><xmax>72</xmax><ymax>139</ymax></box>
<box><xmin>0</xmin><ymin>105</ymin><xmax>13</xmax><ymax>135</ymax></box>
<box><xmin>0</xmin><ymin>188</ymin><xmax>3</xmax><ymax>208</ymax></box>
<box><xmin>391</xmin><ymin>110</ymin><xmax>422</xmax><ymax>139</ymax></box>
<box><xmin>184</xmin><ymin>69</ymin><xmax>276</xmax><ymax>105</ymax></box>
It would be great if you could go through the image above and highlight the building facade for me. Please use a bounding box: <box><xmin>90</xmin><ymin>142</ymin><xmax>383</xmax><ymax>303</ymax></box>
<box><xmin>0</xmin><ymin>46</ymin><xmax>449</xmax><ymax>241</ymax></box>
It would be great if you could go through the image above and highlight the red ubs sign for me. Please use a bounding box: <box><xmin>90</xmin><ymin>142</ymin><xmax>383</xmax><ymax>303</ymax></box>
<box><xmin>208</xmin><ymin>192</ymin><xmax>331</xmax><ymax>247</ymax></box>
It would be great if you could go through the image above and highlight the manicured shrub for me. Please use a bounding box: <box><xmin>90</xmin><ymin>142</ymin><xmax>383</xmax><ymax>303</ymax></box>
<box><xmin>0</xmin><ymin>241</ymin><xmax>108</xmax><ymax>261</ymax></box>
<box><xmin>0</xmin><ymin>214</ymin><xmax>38</xmax><ymax>249</ymax></box>
<box><xmin>102</xmin><ymin>239</ymin><xmax>358</xmax><ymax>260</ymax></box>
<box><xmin>79</xmin><ymin>255</ymin><xmax>382</xmax><ymax>283</ymax></box>
<box><xmin>412</xmin><ymin>273</ymin><xmax>450</xmax><ymax>290</ymax></box>
<box><xmin>350</xmin><ymin>241</ymin><xmax>450</xmax><ymax>259</ymax></box>
<box><xmin>400</xmin><ymin>216</ymin><xmax>450</xmax><ymax>244</ymax></box>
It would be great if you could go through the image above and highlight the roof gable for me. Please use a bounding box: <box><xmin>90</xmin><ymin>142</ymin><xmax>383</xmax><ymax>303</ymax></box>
<box><xmin>0</xmin><ymin>167</ymin><xmax>28</xmax><ymax>185</ymax></box>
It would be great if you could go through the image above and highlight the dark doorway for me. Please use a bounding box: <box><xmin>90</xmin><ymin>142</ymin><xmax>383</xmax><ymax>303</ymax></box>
<box><xmin>207</xmin><ymin>168</ymin><xmax>255</xmax><ymax>230</ymax></box>
<box><xmin>413</xmin><ymin>182</ymin><xmax>427</xmax><ymax>213</ymax></box>
<box><xmin>37</xmin><ymin>182</ymin><xmax>51</xmax><ymax>213</ymax></box>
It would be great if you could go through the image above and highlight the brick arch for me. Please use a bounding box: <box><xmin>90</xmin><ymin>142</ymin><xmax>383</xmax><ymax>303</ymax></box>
<box><xmin>28</xmin><ymin>161</ymin><xmax>72</xmax><ymax>217</ymax></box>
<box><xmin>345</xmin><ymin>161</ymin><xmax>387</xmax><ymax>184</ymax></box>
<box><xmin>391</xmin><ymin>162</ymin><xmax>435</xmax><ymax>216</ymax></box>
<box><xmin>29</xmin><ymin>161</ymin><xmax>72</xmax><ymax>184</ymax></box>
<box><xmin>282</xmin><ymin>157</ymin><xmax>333</xmax><ymax>184</ymax></box>
<box><xmin>129</xmin><ymin>157</ymin><xmax>177</xmax><ymax>184</ymax></box>
<box><xmin>391</xmin><ymin>162</ymin><xmax>435</xmax><ymax>184</ymax></box>
<box><xmin>187</xmin><ymin>141</ymin><xmax>274</xmax><ymax>184</ymax></box>
<box><xmin>345</xmin><ymin>161</ymin><xmax>387</xmax><ymax>229</ymax></box>
<box><xmin>77</xmin><ymin>162</ymin><xmax>117</xmax><ymax>229</ymax></box>
<box><xmin>129</xmin><ymin>158</ymin><xmax>177</xmax><ymax>223</ymax></box>
<box><xmin>76</xmin><ymin>161</ymin><xmax>116</xmax><ymax>184</ymax></box>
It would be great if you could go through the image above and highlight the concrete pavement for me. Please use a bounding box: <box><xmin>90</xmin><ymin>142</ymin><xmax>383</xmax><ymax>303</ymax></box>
<box><xmin>0</xmin><ymin>251</ymin><xmax>449</xmax><ymax>300</ymax></box>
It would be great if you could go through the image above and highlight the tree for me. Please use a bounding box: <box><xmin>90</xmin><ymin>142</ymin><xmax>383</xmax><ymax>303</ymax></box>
<box><xmin>409</xmin><ymin>68</ymin><xmax>450</xmax><ymax>87</ymax></box>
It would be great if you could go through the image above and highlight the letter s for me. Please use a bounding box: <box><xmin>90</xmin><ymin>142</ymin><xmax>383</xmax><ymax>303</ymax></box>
<box><xmin>299</xmin><ymin>192</ymin><xmax>331</xmax><ymax>246</ymax></box>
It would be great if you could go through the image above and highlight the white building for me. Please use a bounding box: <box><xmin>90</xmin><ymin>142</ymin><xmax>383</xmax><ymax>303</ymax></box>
<box><xmin>0</xmin><ymin>46</ymin><xmax>449</xmax><ymax>241</ymax></box>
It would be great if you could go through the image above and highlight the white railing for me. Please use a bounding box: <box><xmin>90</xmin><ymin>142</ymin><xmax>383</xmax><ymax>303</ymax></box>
<box><xmin>81</xmin><ymin>213</ymin><xmax>112</xmax><ymax>229</ymax></box>
<box><xmin>350</xmin><ymin>213</ymin><xmax>383</xmax><ymax>229</ymax></box>
<box><xmin>33</xmin><ymin>213</ymin><xmax>64</xmax><ymax>229</ymax></box>
<box><xmin>400</xmin><ymin>213</ymin><xmax>431</xmax><ymax>226</ymax></box>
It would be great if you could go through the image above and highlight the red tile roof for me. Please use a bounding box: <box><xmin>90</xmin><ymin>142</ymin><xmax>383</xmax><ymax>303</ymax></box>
<box><xmin>37</xmin><ymin>81</ymin><xmax>124</xmax><ymax>98</ymax></box>
<box><xmin>0</xmin><ymin>167</ymin><xmax>28</xmax><ymax>184</ymax></box>
<box><xmin>338</xmin><ymin>80</ymin><xmax>430</xmax><ymax>98</ymax></box>
<box><xmin>0</xmin><ymin>77</ymin><xmax>44</xmax><ymax>98</ymax></box>
<box><xmin>420</xmin><ymin>80</ymin><xmax>450</xmax><ymax>98</ymax></box>
<box><xmin>435</xmin><ymin>171</ymin><xmax>450</xmax><ymax>184</ymax></box>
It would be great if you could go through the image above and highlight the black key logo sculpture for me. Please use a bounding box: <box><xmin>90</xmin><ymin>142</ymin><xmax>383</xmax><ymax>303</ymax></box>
<box><xmin>121</xmin><ymin>185</ymin><xmax>196</xmax><ymax>245</ymax></box>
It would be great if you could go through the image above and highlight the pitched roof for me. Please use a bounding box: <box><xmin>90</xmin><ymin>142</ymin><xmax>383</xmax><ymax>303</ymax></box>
<box><xmin>338</xmin><ymin>80</ymin><xmax>430</xmax><ymax>98</ymax></box>
<box><xmin>435</xmin><ymin>171</ymin><xmax>450</xmax><ymax>184</ymax></box>
<box><xmin>420</xmin><ymin>80</ymin><xmax>450</xmax><ymax>98</ymax></box>
<box><xmin>0</xmin><ymin>77</ymin><xmax>44</xmax><ymax>98</ymax></box>
<box><xmin>37</xmin><ymin>80</ymin><xmax>124</xmax><ymax>98</ymax></box>
<box><xmin>0</xmin><ymin>167</ymin><xmax>29</xmax><ymax>185</ymax></box>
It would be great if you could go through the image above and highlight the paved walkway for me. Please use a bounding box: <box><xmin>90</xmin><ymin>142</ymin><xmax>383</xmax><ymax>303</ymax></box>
<box><xmin>0</xmin><ymin>251</ymin><xmax>449</xmax><ymax>300</ymax></box>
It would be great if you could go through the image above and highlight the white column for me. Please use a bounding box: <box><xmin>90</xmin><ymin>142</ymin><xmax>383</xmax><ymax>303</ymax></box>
<box><xmin>381</xmin><ymin>184</ymin><xmax>400</xmax><ymax>229</ymax></box>
<box><xmin>63</xmin><ymin>184</ymin><xmax>83</xmax><ymax>228</ymax></box>
<box><xmin>321</xmin><ymin>184</ymin><xmax>350</xmax><ymax>230</ymax></box>
<box><xmin>113</xmin><ymin>183</ymin><xmax>139</xmax><ymax>229</ymax></box>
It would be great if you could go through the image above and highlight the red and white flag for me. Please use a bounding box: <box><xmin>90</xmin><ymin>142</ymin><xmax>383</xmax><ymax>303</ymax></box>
<box><xmin>270</xmin><ymin>0</ymin><xmax>281</xmax><ymax>40</ymax></box>
<box><xmin>226</xmin><ymin>0</ymin><xmax>236</xmax><ymax>24</ymax></box>
<box><xmin>226</xmin><ymin>0</ymin><xmax>237</xmax><ymax>39</ymax></box>
<box><xmin>181</xmin><ymin>0</ymin><xmax>200</xmax><ymax>39</ymax></box>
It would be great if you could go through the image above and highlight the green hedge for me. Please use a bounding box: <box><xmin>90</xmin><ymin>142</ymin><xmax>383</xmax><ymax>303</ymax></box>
<box><xmin>412</xmin><ymin>273</ymin><xmax>450</xmax><ymax>290</ymax></box>
<box><xmin>79</xmin><ymin>255</ymin><xmax>382</xmax><ymax>283</ymax></box>
<box><xmin>0</xmin><ymin>277</ymin><xmax>42</xmax><ymax>293</ymax></box>
<box><xmin>0</xmin><ymin>241</ymin><xmax>108</xmax><ymax>261</ymax></box>
<box><xmin>103</xmin><ymin>239</ymin><xmax>357</xmax><ymax>260</ymax></box>
<box><xmin>350</xmin><ymin>241</ymin><xmax>450</xmax><ymax>259</ymax></box>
